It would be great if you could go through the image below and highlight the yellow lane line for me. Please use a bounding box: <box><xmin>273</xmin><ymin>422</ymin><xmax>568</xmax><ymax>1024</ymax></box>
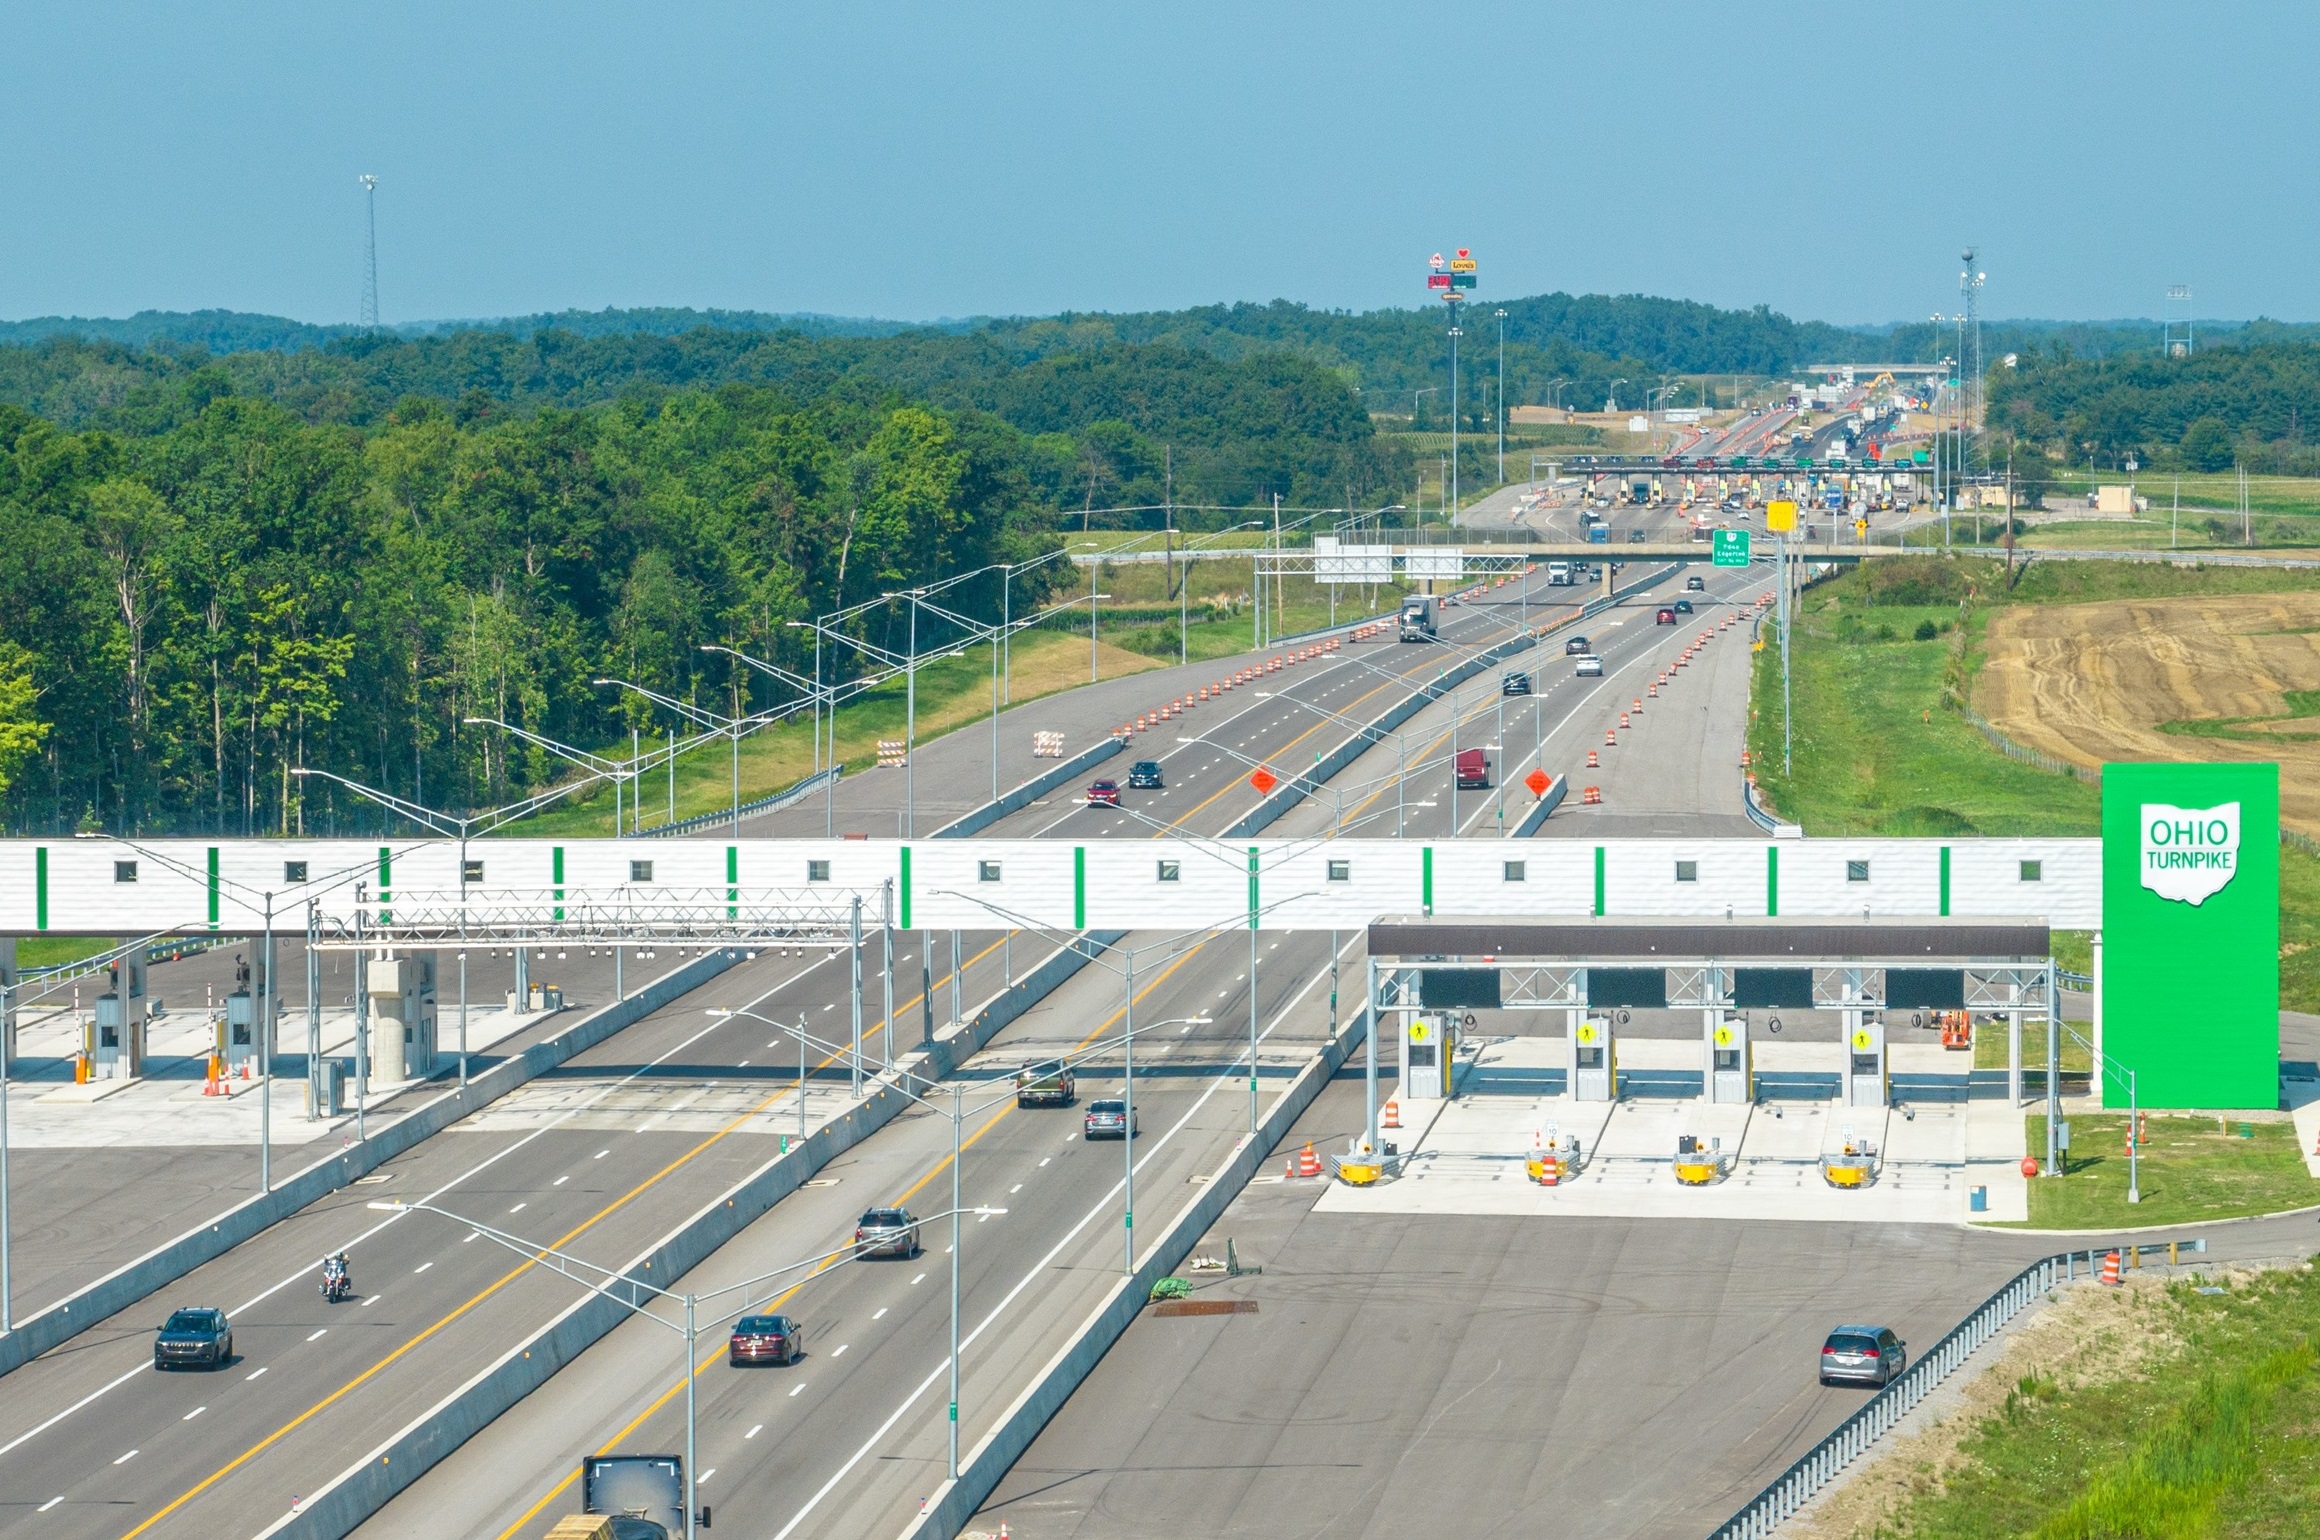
<box><xmin>492</xmin><ymin>940</ymin><xmax>1207</xmax><ymax>1539</ymax></box>
<box><xmin>125</xmin><ymin>936</ymin><xmax>1012</xmax><ymax>1540</ymax></box>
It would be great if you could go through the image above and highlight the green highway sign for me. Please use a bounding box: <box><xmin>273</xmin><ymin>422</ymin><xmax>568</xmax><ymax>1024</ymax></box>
<box><xmin>2102</xmin><ymin>762</ymin><xmax>2279</xmax><ymax>1109</ymax></box>
<box><xmin>1711</xmin><ymin>529</ymin><xmax>1750</xmax><ymax>567</ymax></box>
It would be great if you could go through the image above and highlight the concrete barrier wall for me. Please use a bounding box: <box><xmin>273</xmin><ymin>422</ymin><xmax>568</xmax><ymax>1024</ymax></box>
<box><xmin>258</xmin><ymin>929</ymin><xmax>1123</xmax><ymax>1540</ymax></box>
<box><xmin>1224</xmin><ymin>569</ymin><xmax>1669</xmax><ymax>840</ymax></box>
<box><xmin>931</xmin><ymin>739</ymin><xmax>1124</xmax><ymax>840</ymax></box>
<box><xmin>902</xmin><ymin>1005</ymin><xmax>1371</xmax><ymax>1540</ymax></box>
<box><xmin>1510</xmin><ymin>774</ymin><xmax>1568</xmax><ymax>837</ymax></box>
<box><xmin>0</xmin><ymin>949</ymin><xmax>738</xmax><ymax>1379</ymax></box>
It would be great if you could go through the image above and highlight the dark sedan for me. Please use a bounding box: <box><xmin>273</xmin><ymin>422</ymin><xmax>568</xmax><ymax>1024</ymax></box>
<box><xmin>154</xmin><ymin>1306</ymin><xmax>233</xmax><ymax>1370</ymax></box>
<box><xmin>1674</xmin><ymin>599</ymin><xmax>1694</xmax><ymax>614</ymax></box>
<box><xmin>1500</xmin><ymin>671</ymin><xmax>1531</xmax><ymax>697</ymax></box>
<box><xmin>729</xmin><ymin>1313</ymin><xmax>803</xmax><ymax>1366</ymax></box>
<box><xmin>1564</xmin><ymin>636</ymin><xmax>1591</xmax><ymax>656</ymax></box>
<box><xmin>1083</xmin><ymin>1099</ymin><xmax>1140</xmax><ymax>1139</ymax></box>
<box><xmin>1126</xmin><ymin>760</ymin><xmax>1165</xmax><ymax>789</ymax></box>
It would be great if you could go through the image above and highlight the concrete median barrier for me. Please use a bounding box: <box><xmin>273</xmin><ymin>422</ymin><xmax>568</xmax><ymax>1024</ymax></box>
<box><xmin>931</xmin><ymin>739</ymin><xmax>1124</xmax><ymax>839</ymax></box>
<box><xmin>900</xmin><ymin>1004</ymin><xmax>1371</xmax><ymax>1540</ymax></box>
<box><xmin>254</xmin><ymin>929</ymin><xmax>1123</xmax><ymax>1540</ymax></box>
<box><xmin>0</xmin><ymin>948</ymin><xmax>740</xmax><ymax>1380</ymax></box>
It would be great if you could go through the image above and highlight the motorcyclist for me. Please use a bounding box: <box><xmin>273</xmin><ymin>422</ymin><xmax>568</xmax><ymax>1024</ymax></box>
<box><xmin>321</xmin><ymin>1251</ymin><xmax>351</xmax><ymax>1299</ymax></box>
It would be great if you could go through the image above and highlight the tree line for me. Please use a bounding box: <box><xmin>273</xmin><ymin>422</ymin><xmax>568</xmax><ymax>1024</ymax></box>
<box><xmin>0</xmin><ymin>334</ymin><xmax>1407</xmax><ymax>837</ymax></box>
<box><xmin>1988</xmin><ymin>338</ymin><xmax>2320</xmax><ymax>475</ymax></box>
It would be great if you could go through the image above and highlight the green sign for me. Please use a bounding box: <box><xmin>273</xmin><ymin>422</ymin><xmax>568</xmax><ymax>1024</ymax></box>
<box><xmin>1711</xmin><ymin>529</ymin><xmax>1750</xmax><ymax>567</ymax></box>
<box><xmin>2102</xmin><ymin>762</ymin><xmax>2279</xmax><ymax>1109</ymax></box>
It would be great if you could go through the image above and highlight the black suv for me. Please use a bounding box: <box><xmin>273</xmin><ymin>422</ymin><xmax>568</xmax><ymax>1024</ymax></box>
<box><xmin>154</xmin><ymin>1307</ymin><xmax>233</xmax><ymax>1370</ymax></box>
<box><xmin>1126</xmin><ymin>760</ymin><xmax>1165</xmax><ymax>789</ymax></box>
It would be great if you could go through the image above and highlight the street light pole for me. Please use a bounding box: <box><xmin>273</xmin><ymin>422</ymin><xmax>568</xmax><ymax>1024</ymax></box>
<box><xmin>949</xmin><ymin>1082</ymin><xmax>962</xmax><ymax>1476</ymax></box>
<box><xmin>1496</xmin><ymin>308</ymin><xmax>1507</xmax><ymax>486</ymax></box>
<box><xmin>1122</xmin><ymin>952</ymin><xmax>1136</xmax><ymax>1273</ymax></box>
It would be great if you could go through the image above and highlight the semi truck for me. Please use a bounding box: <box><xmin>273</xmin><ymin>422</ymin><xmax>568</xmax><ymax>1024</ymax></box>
<box><xmin>1398</xmin><ymin>594</ymin><xmax>1438</xmax><ymax>641</ymax></box>
<box><xmin>549</xmin><ymin>1454</ymin><xmax>706</xmax><ymax>1540</ymax></box>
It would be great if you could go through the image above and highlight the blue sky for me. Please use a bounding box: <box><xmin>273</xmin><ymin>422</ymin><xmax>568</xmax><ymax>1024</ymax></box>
<box><xmin>3</xmin><ymin>1</ymin><xmax>2311</xmax><ymax>327</ymax></box>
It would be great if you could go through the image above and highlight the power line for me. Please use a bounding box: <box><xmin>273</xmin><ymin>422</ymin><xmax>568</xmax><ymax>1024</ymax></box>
<box><xmin>358</xmin><ymin>174</ymin><xmax>381</xmax><ymax>328</ymax></box>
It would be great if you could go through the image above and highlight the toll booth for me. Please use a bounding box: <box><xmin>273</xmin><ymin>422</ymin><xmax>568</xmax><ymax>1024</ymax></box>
<box><xmin>1402</xmin><ymin>1013</ymin><xmax>1456</xmax><ymax>1100</ymax></box>
<box><xmin>91</xmin><ymin>947</ymin><xmax>148</xmax><ymax>1079</ymax></box>
<box><xmin>1571</xmin><ymin>1016</ymin><xmax>1616</xmax><ymax>1101</ymax></box>
<box><xmin>1709</xmin><ymin>1014</ymin><xmax>1752</xmax><ymax>1103</ymax></box>
<box><xmin>1844</xmin><ymin>1014</ymin><xmax>1888</xmax><ymax>1108</ymax></box>
<box><xmin>367</xmin><ymin>951</ymin><xmax>439</xmax><ymax>1085</ymax></box>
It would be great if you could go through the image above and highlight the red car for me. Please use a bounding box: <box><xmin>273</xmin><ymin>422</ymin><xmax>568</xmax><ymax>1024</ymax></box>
<box><xmin>1086</xmin><ymin>779</ymin><xmax>1121</xmax><ymax>807</ymax></box>
<box><xmin>1656</xmin><ymin>607</ymin><xmax>1678</xmax><ymax>625</ymax></box>
<box><xmin>729</xmin><ymin>1313</ymin><xmax>801</xmax><ymax>1366</ymax></box>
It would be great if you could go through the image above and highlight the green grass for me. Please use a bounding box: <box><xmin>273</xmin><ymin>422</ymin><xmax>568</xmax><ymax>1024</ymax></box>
<box><xmin>2049</xmin><ymin>467</ymin><xmax>2320</xmax><ymax>520</ymax></box>
<box><xmin>2014</xmin><ymin>1115</ymin><xmax>2316</xmax><ymax>1229</ymax></box>
<box><xmin>18</xmin><ymin>935</ymin><xmax>110</xmax><ymax>969</ymax></box>
<box><xmin>1872</xmin><ymin>1266</ymin><xmax>2320</xmax><ymax>1538</ymax></box>
<box><xmin>1745</xmin><ymin>554</ymin><xmax>2320</xmax><ymax>1009</ymax></box>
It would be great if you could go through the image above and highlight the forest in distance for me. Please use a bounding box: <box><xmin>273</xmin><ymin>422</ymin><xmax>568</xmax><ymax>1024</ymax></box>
<box><xmin>0</xmin><ymin>364</ymin><xmax>1379</xmax><ymax>842</ymax></box>
<box><xmin>9</xmin><ymin>282</ymin><xmax>2320</xmax><ymax>841</ymax></box>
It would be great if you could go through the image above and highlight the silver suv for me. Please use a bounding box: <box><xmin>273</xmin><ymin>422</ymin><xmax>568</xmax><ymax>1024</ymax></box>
<box><xmin>1819</xmin><ymin>1325</ymin><xmax>1905</xmax><ymax>1387</ymax></box>
<box><xmin>854</xmin><ymin>1207</ymin><xmax>921</xmax><ymax>1260</ymax></box>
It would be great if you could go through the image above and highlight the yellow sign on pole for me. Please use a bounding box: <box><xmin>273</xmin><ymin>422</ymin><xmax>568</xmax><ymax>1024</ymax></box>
<box><xmin>1854</xmin><ymin>517</ymin><xmax>1868</xmax><ymax>539</ymax></box>
<box><xmin>1766</xmin><ymin>499</ymin><xmax>1798</xmax><ymax>533</ymax></box>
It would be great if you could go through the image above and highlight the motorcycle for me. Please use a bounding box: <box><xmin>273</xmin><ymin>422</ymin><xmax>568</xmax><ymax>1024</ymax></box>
<box><xmin>320</xmin><ymin>1261</ymin><xmax>353</xmax><ymax>1303</ymax></box>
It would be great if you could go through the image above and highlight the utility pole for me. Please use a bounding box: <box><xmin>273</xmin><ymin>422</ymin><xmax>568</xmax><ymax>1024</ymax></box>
<box><xmin>1449</xmin><ymin>316</ymin><xmax>1463</xmax><ymax>522</ymax></box>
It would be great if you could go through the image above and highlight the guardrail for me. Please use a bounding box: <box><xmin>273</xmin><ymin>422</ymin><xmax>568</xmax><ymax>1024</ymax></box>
<box><xmin>1707</xmin><ymin>1238</ymin><xmax>2207</xmax><ymax>1539</ymax></box>
<box><xmin>636</xmin><ymin>766</ymin><xmax>841</xmax><ymax>838</ymax></box>
<box><xmin>22</xmin><ymin>932</ymin><xmax>237</xmax><ymax>985</ymax></box>
<box><xmin>1509</xmin><ymin>774</ymin><xmax>1567</xmax><ymax>837</ymax></box>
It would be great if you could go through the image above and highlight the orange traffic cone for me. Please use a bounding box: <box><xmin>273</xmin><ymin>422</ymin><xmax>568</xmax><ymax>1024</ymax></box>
<box><xmin>1295</xmin><ymin>1142</ymin><xmax>1323</xmax><ymax>1178</ymax></box>
<box><xmin>1586</xmin><ymin>750</ymin><xmax>1599</xmax><ymax>768</ymax></box>
<box><xmin>2101</xmin><ymin>1250</ymin><xmax>2122</xmax><ymax>1286</ymax></box>
<box><xmin>1383</xmin><ymin>1099</ymin><xmax>1401</xmax><ymax>1129</ymax></box>
<box><xmin>1604</xmin><ymin>729</ymin><xmax>1617</xmax><ymax>746</ymax></box>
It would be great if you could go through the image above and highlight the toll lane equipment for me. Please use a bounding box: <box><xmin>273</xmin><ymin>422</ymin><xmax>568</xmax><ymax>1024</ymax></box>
<box><xmin>1821</xmin><ymin>1139</ymin><xmax>1878</xmax><ymax>1188</ymax></box>
<box><xmin>1672</xmin><ymin>1133</ymin><xmax>1729</xmax><ymax>1186</ymax></box>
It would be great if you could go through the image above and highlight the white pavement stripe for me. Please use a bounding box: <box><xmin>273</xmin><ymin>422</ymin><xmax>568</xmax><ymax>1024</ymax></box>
<box><xmin>0</xmin><ymin>988</ymin><xmax>765</xmax><ymax>1462</ymax></box>
<box><xmin>769</xmin><ymin>931</ymin><xmax>1352</xmax><ymax>1540</ymax></box>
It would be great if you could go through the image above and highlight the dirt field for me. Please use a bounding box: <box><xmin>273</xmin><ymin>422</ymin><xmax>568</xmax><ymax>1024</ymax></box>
<box><xmin>1980</xmin><ymin>591</ymin><xmax>2320</xmax><ymax>835</ymax></box>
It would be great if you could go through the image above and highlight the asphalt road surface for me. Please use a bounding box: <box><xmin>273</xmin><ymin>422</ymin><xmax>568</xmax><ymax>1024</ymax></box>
<box><xmin>0</xmin><ymin>934</ymin><xmax>1007</xmax><ymax>1539</ymax></box>
<box><xmin>968</xmin><ymin>1061</ymin><xmax>2320</xmax><ymax>1540</ymax></box>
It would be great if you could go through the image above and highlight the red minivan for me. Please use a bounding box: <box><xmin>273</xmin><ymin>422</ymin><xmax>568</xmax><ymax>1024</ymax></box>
<box><xmin>1454</xmin><ymin>748</ymin><xmax>1491</xmax><ymax>789</ymax></box>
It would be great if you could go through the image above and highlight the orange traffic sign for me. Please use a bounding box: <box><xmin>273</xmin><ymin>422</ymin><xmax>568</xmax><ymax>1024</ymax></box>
<box><xmin>1525</xmin><ymin>768</ymin><xmax>1551</xmax><ymax>796</ymax></box>
<box><xmin>1249</xmin><ymin>766</ymin><xmax>1278</xmax><ymax>796</ymax></box>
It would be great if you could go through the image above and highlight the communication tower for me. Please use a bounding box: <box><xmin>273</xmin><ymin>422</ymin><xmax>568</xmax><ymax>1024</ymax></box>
<box><xmin>2163</xmin><ymin>285</ymin><xmax>2193</xmax><ymax>357</ymax></box>
<box><xmin>358</xmin><ymin>175</ymin><xmax>381</xmax><ymax>328</ymax></box>
<box><xmin>1958</xmin><ymin>247</ymin><xmax>1985</xmax><ymax>470</ymax></box>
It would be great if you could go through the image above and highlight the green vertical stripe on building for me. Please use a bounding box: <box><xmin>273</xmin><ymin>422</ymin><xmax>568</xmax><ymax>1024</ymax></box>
<box><xmin>552</xmin><ymin>845</ymin><xmax>565</xmax><ymax>922</ymax></box>
<box><xmin>1593</xmin><ymin>847</ymin><xmax>1606</xmax><ymax>917</ymax></box>
<box><xmin>378</xmin><ymin>845</ymin><xmax>392</xmax><ymax>923</ymax></box>
<box><xmin>1073</xmin><ymin>847</ymin><xmax>1087</xmax><ymax>929</ymax></box>
<box><xmin>207</xmin><ymin>847</ymin><xmax>220</xmax><ymax>929</ymax></box>
<box><xmin>1248</xmin><ymin>846</ymin><xmax>1260</xmax><ymax>927</ymax></box>
<box><xmin>35</xmin><ymin>846</ymin><xmax>47</xmax><ymax>931</ymax></box>
<box><xmin>899</xmin><ymin>846</ymin><xmax>913</xmax><ymax>930</ymax></box>
<box><xmin>1421</xmin><ymin>847</ymin><xmax>1433</xmax><ymax>916</ymax></box>
<box><xmin>1939</xmin><ymin>845</ymin><xmax>1952</xmax><ymax>916</ymax></box>
<box><xmin>726</xmin><ymin>845</ymin><xmax>738</xmax><ymax>919</ymax></box>
<box><xmin>1766</xmin><ymin>845</ymin><xmax>1779</xmax><ymax>917</ymax></box>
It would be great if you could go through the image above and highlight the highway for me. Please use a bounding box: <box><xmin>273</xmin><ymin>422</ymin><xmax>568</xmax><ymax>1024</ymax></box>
<box><xmin>350</xmin><ymin>555</ymin><xmax>1683</xmax><ymax>1538</ymax></box>
<box><xmin>0</xmin><ymin>933</ymin><xmax>1008</xmax><ymax>1539</ymax></box>
<box><xmin>965</xmin><ymin>1044</ymin><xmax>2320</xmax><ymax>1540</ymax></box>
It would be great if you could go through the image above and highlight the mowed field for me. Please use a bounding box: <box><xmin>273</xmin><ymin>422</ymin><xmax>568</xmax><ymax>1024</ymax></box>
<box><xmin>1980</xmin><ymin>591</ymin><xmax>2320</xmax><ymax>835</ymax></box>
